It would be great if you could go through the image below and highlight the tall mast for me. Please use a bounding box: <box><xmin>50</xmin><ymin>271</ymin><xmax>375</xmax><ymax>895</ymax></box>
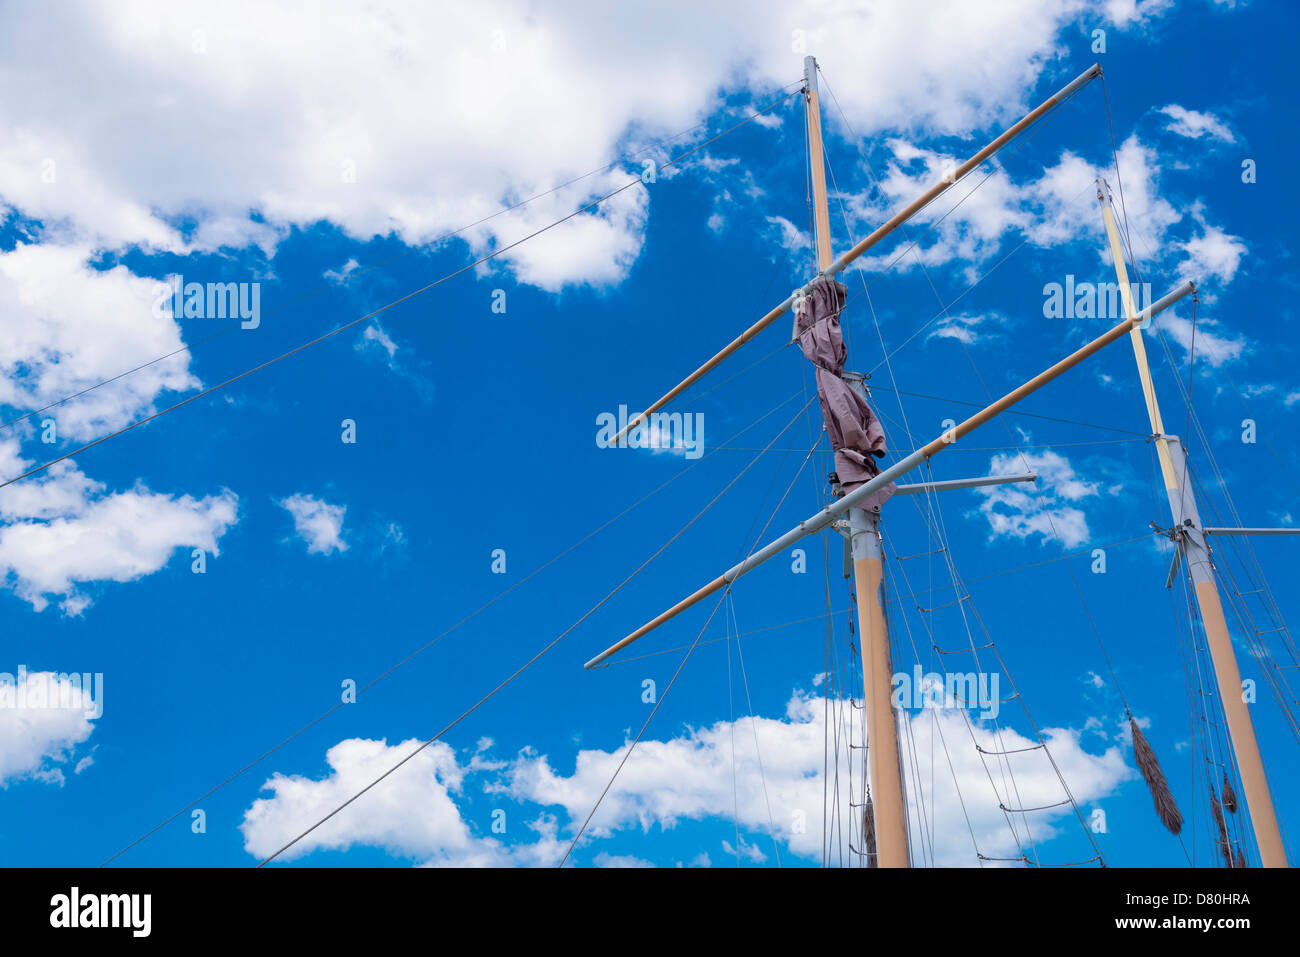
<box><xmin>1096</xmin><ymin>179</ymin><xmax>1288</xmax><ymax>867</ymax></box>
<box><xmin>804</xmin><ymin>54</ymin><xmax>910</xmax><ymax>868</ymax></box>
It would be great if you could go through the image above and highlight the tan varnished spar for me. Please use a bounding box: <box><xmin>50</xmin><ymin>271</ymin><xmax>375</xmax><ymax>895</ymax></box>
<box><xmin>852</xmin><ymin>532</ymin><xmax>909</xmax><ymax>867</ymax></box>
<box><xmin>1097</xmin><ymin>180</ymin><xmax>1287</xmax><ymax>867</ymax></box>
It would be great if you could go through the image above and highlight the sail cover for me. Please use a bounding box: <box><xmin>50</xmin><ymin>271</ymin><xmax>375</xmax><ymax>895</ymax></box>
<box><xmin>792</xmin><ymin>276</ymin><xmax>896</xmax><ymax>512</ymax></box>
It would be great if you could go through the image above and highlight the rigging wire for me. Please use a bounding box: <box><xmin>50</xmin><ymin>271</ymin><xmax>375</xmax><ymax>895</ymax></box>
<box><xmin>3</xmin><ymin>90</ymin><xmax>802</xmax><ymax>492</ymax></box>
<box><xmin>728</xmin><ymin>595</ymin><xmax>785</xmax><ymax>867</ymax></box>
<box><xmin>819</xmin><ymin>64</ymin><xmax>1113</xmax><ymax>865</ymax></box>
<box><xmin>100</xmin><ymin>388</ymin><xmax>807</xmax><ymax>866</ymax></box>
<box><xmin>557</xmin><ymin>434</ymin><xmax>821</xmax><ymax>866</ymax></box>
<box><xmin>599</xmin><ymin>607</ymin><xmax>848</xmax><ymax>667</ymax></box>
<box><xmin>1100</xmin><ymin>76</ymin><xmax>1296</xmax><ymax>862</ymax></box>
<box><xmin>0</xmin><ymin>83</ymin><xmax>805</xmax><ymax>438</ymax></box>
<box><xmin>816</xmin><ymin>93</ymin><xmax>1060</xmax><ymax>863</ymax></box>
<box><xmin>262</xmin><ymin>396</ymin><xmax>817</xmax><ymax>867</ymax></box>
<box><xmin>725</xmin><ymin>597</ymin><xmax>743</xmax><ymax>866</ymax></box>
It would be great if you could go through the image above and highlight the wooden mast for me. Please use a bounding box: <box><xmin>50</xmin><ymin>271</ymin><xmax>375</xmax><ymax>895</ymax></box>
<box><xmin>1096</xmin><ymin>179</ymin><xmax>1288</xmax><ymax>867</ymax></box>
<box><xmin>802</xmin><ymin>55</ymin><xmax>909</xmax><ymax>868</ymax></box>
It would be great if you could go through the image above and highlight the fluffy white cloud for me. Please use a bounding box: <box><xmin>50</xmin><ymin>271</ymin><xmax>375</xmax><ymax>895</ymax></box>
<box><xmin>240</xmin><ymin>736</ymin><xmax>565</xmax><ymax>866</ymax></box>
<box><xmin>839</xmin><ymin>130</ymin><xmax>1252</xmax><ymax>375</ymax></box>
<box><xmin>591</xmin><ymin>852</ymin><xmax>655</xmax><ymax>868</ymax></box>
<box><xmin>0</xmin><ymin>669</ymin><xmax>98</xmax><ymax>786</ymax></box>
<box><xmin>1177</xmin><ymin>221</ymin><xmax>1246</xmax><ymax>287</ymax></box>
<box><xmin>279</xmin><ymin>493</ymin><xmax>347</xmax><ymax>555</ymax></box>
<box><xmin>0</xmin><ymin>245</ymin><xmax>236</xmax><ymax>615</ymax></box>
<box><xmin>844</xmin><ymin>138</ymin><xmax>1035</xmax><ymax>279</ymax></box>
<box><xmin>510</xmin><ymin>690</ymin><xmax>1127</xmax><ymax>865</ymax></box>
<box><xmin>353</xmin><ymin>321</ymin><xmax>435</xmax><ymax>400</ymax></box>
<box><xmin>357</xmin><ymin>323</ymin><xmax>398</xmax><ymax>362</ymax></box>
<box><xmin>1156</xmin><ymin>307</ymin><xmax>1246</xmax><ymax>368</ymax></box>
<box><xmin>974</xmin><ymin>449</ymin><xmax>1100</xmax><ymax>547</ymax></box>
<box><xmin>927</xmin><ymin>312</ymin><xmax>1003</xmax><ymax>345</ymax></box>
<box><xmin>0</xmin><ymin>3</ymin><xmax>1242</xmax><ymax>485</ymax></box>
<box><xmin>1158</xmin><ymin>104</ymin><xmax>1236</xmax><ymax>143</ymax></box>
<box><xmin>0</xmin><ymin>437</ymin><xmax>238</xmax><ymax>613</ymax></box>
<box><xmin>0</xmin><ymin>0</ymin><xmax>1136</xmax><ymax>292</ymax></box>
<box><xmin>0</xmin><ymin>243</ymin><xmax>198</xmax><ymax>441</ymax></box>
<box><xmin>841</xmin><ymin>135</ymin><xmax>1181</xmax><ymax>285</ymax></box>
<box><xmin>244</xmin><ymin>689</ymin><xmax>1130</xmax><ymax>867</ymax></box>
<box><xmin>1101</xmin><ymin>0</ymin><xmax>1175</xmax><ymax>28</ymax></box>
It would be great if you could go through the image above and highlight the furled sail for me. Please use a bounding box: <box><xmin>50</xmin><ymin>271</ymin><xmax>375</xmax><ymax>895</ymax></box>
<box><xmin>792</xmin><ymin>276</ymin><xmax>895</xmax><ymax>511</ymax></box>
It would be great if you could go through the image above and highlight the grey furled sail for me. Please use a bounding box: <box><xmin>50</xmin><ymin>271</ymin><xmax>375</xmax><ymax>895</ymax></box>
<box><xmin>1130</xmin><ymin>715</ymin><xmax>1184</xmax><ymax>835</ymax></box>
<box><xmin>792</xmin><ymin>276</ymin><xmax>895</xmax><ymax>511</ymax></box>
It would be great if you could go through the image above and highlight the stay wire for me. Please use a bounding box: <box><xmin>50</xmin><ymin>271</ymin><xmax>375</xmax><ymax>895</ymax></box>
<box><xmin>261</xmin><ymin>397</ymin><xmax>817</xmax><ymax>866</ymax></box>
<box><xmin>0</xmin><ymin>84</ymin><xmax>805</xmax><ymax>437</ymax></box>
<box><xmin>558</xmin><ymin>432</ymin><xmax>820</xmax><ymax>866</ymax></box>
<box><xmin>100</xmin><ymin>388</ymin><xmax>805</xmax><ymax>866</ymax></box>
<box><xmin>3</xmin><ymin>90</ymin><xmax>802</xmax><ymax>491</ymax></box>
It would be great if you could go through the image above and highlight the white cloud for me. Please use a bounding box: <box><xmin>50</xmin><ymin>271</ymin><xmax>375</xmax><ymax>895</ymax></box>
<box><xmin>841</xmin><ymin>134</ymin><xmax>1181</xmax><ymax>286</ymax></box>
<box><xmin>279</xmin><ymin>493</ymin><xmax>347</xmax><ymax>555</ymax></box>
<box><xmin>1154</xmin><ymin>308</ymin><xmax>1246</xmax><ymax>368</ymax></box>
<box><xmin>840</xmin><ymin>131</ymin><xmax>1254</xmax><ymax>372</ymax></box>
<box><xmin>0</xmin><ymin>243</ymin><xmax>198</xmax><ymax>441</ymax></box>
<box><xmin>765</xmin><ymin>215</ymin><xmax>811</xmax><ymax>258</ymax></box>
<box><xmin>1041</xmin><ymin>135</ymin><xmax>1180</xmax><ymax>267</ymax></box>
<box><xmin>0</xmin><ymin>0</ymin><xmax>1119</xmax><ymax>292</ymax></box>
<box><xmin>928</xmin><ymin>312</ymin><xmax>1002</xmax><ymax>345</ymax></box>
<box><xmin>243</xmin><ymin>738</ymin><xmax>512</xmax><ymax>865</ymax></box>
<box><xmin>844</xmin><ymin>138</ymin><xmax>1033</xmax><ymax>278</ymax></box>
<box><xmin>506</xmin><ymin>690</ymin><xmax>1127</xmax><ymax>866</ymax></box>
<box><xmin>0</xmin><ymin>437</ymin><xmax>238</xmax><ymax>613</ymax></box>
<box><xmin>357</xmin><ymin>322</ymin><xmax>398</xmax><ymax>361</ymax></box>
<box><xmin>974</xmin><ymin>449</ymin><xmax>1099</xmax><ymax>547</ymax></box>
<box><xmin>1158</xmin><ymin>104</ymin><xmax>1236</xmax><ymax>143</ymax></box>
<box><xmin>241</xmin><ymin>689</ymin><xmax>1130</xmax><ymax>867</ymax></box>
<box><xmin>721</xmin><ymin>837</ymin><xmax>768</xmax><ymax>863</ymax></box>
<box><xmin>1102</xmin><ymin>0</ymin><xmax>1175</xmax><ymax>28</ymax></box>
<box><xmin>323</xmin><ymin>257</ymin><xmax>361</xmax><ymax>283</ymax></box>
<box><xmin>1177</xmin><ymin>222</ymin><xmax>1246</xmax><ymax>286</ymax></box>
<box><xmin>352</xmin><ymin>321</ymin><xmax>434</xmax><ymax>400</ymax></box>
<box><xmin>240</xmin><ymin>736</ymin><xmax>568</xmax><ymax>866</ymax></box>
<box><xmin>0</xmin><ymin>669</ymin><xmax>97</xmax><ymax>786</ymax></box>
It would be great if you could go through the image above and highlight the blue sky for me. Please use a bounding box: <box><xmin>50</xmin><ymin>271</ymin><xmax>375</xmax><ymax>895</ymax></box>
<box><xmin>0</xmin><ymin>0</ymin><xmax>1297</xmax><ymax>868</ymax></box>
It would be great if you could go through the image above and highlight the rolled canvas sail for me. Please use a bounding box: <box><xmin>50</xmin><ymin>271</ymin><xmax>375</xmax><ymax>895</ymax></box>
<box><xmin>792</xmin><ymin>276</ymin><xmax>895</xmax><ymax>511</ymax></box>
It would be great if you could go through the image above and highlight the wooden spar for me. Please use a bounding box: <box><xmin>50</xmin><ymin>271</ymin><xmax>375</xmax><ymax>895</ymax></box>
<box><xmin>1096</xmin><ymin>180</ymin><xmax>1288</xmax><ymax>867</ymax></box>
<box><xmin>582</xmin><ymin>279</ymin><xmax>1194</xmax><ymax>671</ymax></box>
<box><xmin>850</xmin><ymin>508</ymin><xmax>908</xmax><ymax>866</ymax></box>
<box><xmin>610</xmin><ymin>62</ymin><xmax>1102</xmax><ymax>448</ymax></box>
<box><xmin>805</xmin><ymin>54</ymin><xmax>907</xmax><ymax>866</ymax></box>
<box><xmin>804</xmin><ymin>56</ymin><xmax>834</xmax><ymax>271</ymax></box>
<box><xmin>1096</xmin><ymin>180</ymin><xmax>1178</xmax><ymax>488</ymax></box>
